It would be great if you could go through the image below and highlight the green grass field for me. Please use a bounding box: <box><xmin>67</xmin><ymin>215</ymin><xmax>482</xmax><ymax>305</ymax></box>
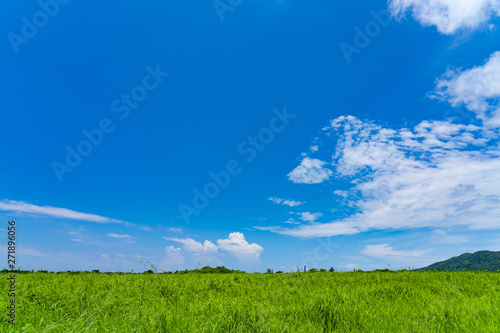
<box><xmin>1</xmin><ymin>271</ymin><xmax>499</xmax><ymax>332</ymax></box>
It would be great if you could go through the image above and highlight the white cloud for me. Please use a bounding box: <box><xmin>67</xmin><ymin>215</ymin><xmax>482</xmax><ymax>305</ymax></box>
<box><xmin>255</xmin><ymin>222</ymin><xmax>360</xmax><ymax>238</ymax></box>
<box><xmin>71</xmin><ymin>239</ymin><xmax>83</xmax><ymax>242</ymax></box>
<box><xmin>287</xmin><ymin>157</ymin><xmax>333</xmax><ymax>184</ymax></box>
<box><xmin>168</xmin><ymin>228</ymin><xmax>183</xmax><ymax>234</ymax></box>
<box><xmin>431</xmin><ymin>229</ymin><xmax>470</xmax><ymax>244</ymax></box>
<box><xmin>261</xmin><ymin>109</ymin><xmax>500</xmax><ymax>238</ymax></box>
<box><xmin>362</xmin><ymin>244</ymin><xmax>425</xmax><ymax>258</ymax></box>
<box><xmin>269</xmin><ymin>197</ymin><xmax>284</xmax><ymax>204</ymax></box>
<box><xmin>164</xmin><ymin>232</ymin><xmax>264</xmax><ymax>263</ymax></box>
<box><xmin>0</xmin><ymin>199</ymin><xmax>130</xmax><ymax>225</ymax></box>
<box><xmin>165</xmin><ymin>237</ymin><xmax>218</xmax><ymax>255</ymax></box>
<box><xmin>107</xmin><ymin>233</ymin><xmax>136</xmax><ymax>240</ymax></box>
<box><xmin>18</xmin><ymin>247</ymin><xmax>47</xmax><ymax>257</ymax></box>
<box><xmin>166</xmin><ymin>245</ymin><xmax>182</xmax><ymax>253</ymax></box>
<box><xmin>269</xmin><ymin>197</ymin><xmax>304</xmax><ymax>207</ymax></box>
<box><xmin>160</xmin><ymin>246</ymin><xmax>185</xmax><ymax>271</ymax></box>
<box><xmin>434</xmin><ymin>51</ymin><xmax>500</xmax><ymax>127</ymax></box>
<box><xmin>389</xmin><ymin>0</ymin><xmax>500</xmax><ymax>34</ymax></box>
<box><xmin>283</xmin><ymin>200</ymin><xmax>304</xmax><ymax>207</ymax></box>
<box><xmin>217</xmin><ymin>232</ymin><xmax>263</xmax><ymax>261</ymax></box>
<box><xmin>298</xmin><ymin>212</ymin><xmax>323</xmax><ymax>222</ymax></box>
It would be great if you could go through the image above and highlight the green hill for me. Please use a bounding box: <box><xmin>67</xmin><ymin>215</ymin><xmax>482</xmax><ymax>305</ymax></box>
<box><xmin>416</xmin><ymin>250</ymin><xmax>500</xmax><ymax>272</ymax></box>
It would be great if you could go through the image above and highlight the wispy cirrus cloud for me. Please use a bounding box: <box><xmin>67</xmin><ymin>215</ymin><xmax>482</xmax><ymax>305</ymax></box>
<box><xmin>362</xmin><ymin>244</ymin><xmax>426</xmax><ymax>258</ymax></box>
<box><xmin>17</xmin><ymin>247</ymin><xmax>47</xmax><ymax>257</ymax></box>
<box><xmin>107</xmin><ymin>233</ymin><xmax>136</xmax><ymax>240</ymax></box>
<box><xmin>269</xmin><ymin>197</ymin><xmax>304</xmax><ymax>207</ymax></box>
<box><xmin>431</xmin><ymin>229</ymin><xmax>470</xmax><ymax>244</ymax></box>
<box><xmin>0</xmin><ymin>199</ymin><xmax>131</xmax><ymax>225</ymax></box>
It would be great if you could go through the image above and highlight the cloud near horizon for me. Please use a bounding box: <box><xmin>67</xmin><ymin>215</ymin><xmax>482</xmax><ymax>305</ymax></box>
<box><xmin>164</xmin><ymin>232</ymin><xmax>263</xmax><ymax>262</ymax></box>
<box><xmin>362</xmin><ymin>244</ymin><xmax>426</xmax><ymax>259</ymax></box>
<box><xmin>0</xmin><ymin>199</ymin><xmax>132</xmax><ymax>225</ymax></box>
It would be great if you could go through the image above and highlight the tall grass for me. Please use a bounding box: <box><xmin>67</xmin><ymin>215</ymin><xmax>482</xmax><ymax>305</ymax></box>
<box><xmin>1</xmin><ymin>271</ymin><xmax>499</xmax><ymax>332</ymax></box>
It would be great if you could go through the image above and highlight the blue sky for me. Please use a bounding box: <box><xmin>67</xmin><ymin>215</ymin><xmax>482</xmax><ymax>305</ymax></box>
<box><xmin>1</xmin><ymin>0</ymin><xmax>500</xmax><ymax>272</ymax></box>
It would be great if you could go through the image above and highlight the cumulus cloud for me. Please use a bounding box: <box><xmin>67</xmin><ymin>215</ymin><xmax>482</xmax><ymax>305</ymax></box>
<box><xmin>269</xmin><ymin>197</ymin><xmax>304</xmax><ymax>207</ymax></box>
<box><xmin>164</xmin><ymin>232</ymin><xmax>264</xmax><ymax>263</ymax></box>
<box><xmin>217</xmin><ymin>232</ymin><xmax>263</xmax><ymax>261</ymax></box>
<box><xmin>0</xmin><ymin>199</ymin><xmax>131</xmax><ymax>225</ymax></box>
<box><xmin>362</xmin><ymin>244</ymin><xmax>425</xmax><ymax>258</ymax></box>
<box><xmin>164</xmin><ymin>237</ymin><xmax>218</xmax><ymax>255</ymax></box>
<box><xmin>434</xmin><ymin>51</ymin><xmax>500</xmax><ymax>127</ymax></box>
<box><xmin>287</xmin><ymin>157</ymin><xmax>333</xmax><ymax>184</ymax></box>
<box><xmin>389</xmin><ymin>0</ymin><xmax>500</xmax><ymax>34</ymax></box>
